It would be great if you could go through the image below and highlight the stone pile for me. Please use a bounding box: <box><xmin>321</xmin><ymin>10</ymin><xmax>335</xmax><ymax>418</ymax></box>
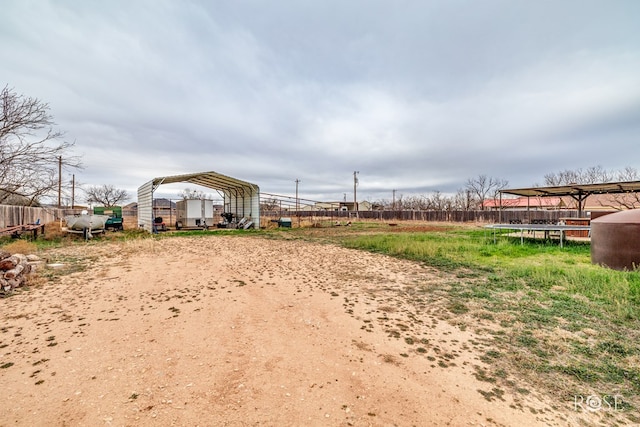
<box><xmin>0</xmin><ymin>250</ymin><xmax>43</xmax><ymax>294</ymax></box>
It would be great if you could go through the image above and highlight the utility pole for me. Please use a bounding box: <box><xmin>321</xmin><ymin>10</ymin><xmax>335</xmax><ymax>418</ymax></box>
<box><xmin>392</xmin><ymin>189</ymin><xmax>398</xmax><ymax>220</ymax></box>
<box><xmin>353</xmin><ymin>171</ymin><xmax>359</xmax><ymax>218</ymax></box>
<box><xmin>71</xmin><ymin>174</ymin><xmax>75</xmax><ymax>209</ymax></box>
<box><xmin>57</xmin><ymin>156</ymin><xmax>62</xmax><ymax>209</ymax></box>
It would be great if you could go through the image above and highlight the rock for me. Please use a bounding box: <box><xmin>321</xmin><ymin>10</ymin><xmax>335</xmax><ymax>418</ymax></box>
<box><xmin>0</xmin><ymin>256</ymin><xmax>18</xmax><ymax>271</ymax></box>
<box><xmin>0</xmin><ymin>277</ymin><xmax>10</xmax><ymax>293</ymax></box>
<box><xmin>28</xmin><ymin>261</ymin><xmax>45</xmax><ymax>273</ymax></box>
<box><xmin>0</xmin><ymin>251</ymin><xmax>11</xmax><ymax>261</ymax></box>
<box><xmin>4</xmin><ymin>264</ymin><xmax>25</xmax><ymax>279</ymax></box>
<box><xmin>13</xmin><ymin>254</ymin><xmax>28</xmax><ymax>264</ymax></box>
<box><xmin>0</xmin><ymin>253</ymin><xmax>39</xmax><ymax>293</ymax></box>
<box><xmin>7</xmin><ymin>277</ymin><xmax>21</xmax><ymax>289</ymax></box>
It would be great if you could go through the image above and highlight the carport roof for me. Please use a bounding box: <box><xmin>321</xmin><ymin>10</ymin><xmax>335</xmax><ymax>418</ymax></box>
<box><xmin>151</xmin><ymin>171</ymin><xmax>259</xmax><ymax>192</ymax></box>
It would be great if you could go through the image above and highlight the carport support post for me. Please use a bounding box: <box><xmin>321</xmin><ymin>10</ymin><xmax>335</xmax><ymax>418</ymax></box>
<box><xmin>296</xmin><ymin>178</ymin><xmax>300</xmax><ymax>228</ymax></box>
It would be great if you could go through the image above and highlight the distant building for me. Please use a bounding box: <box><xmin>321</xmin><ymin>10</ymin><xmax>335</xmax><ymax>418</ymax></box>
<box><xmin>313</xmin><ymin>201</ymin><xmax>358</xmax><ymax>211</ymax></box>
<box><xmin>482</xmin><ymin>197</ymin><xmax>566</xmax><ymax>210</ymax></box>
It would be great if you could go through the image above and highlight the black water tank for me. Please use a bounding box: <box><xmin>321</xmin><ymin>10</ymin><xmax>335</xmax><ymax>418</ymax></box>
<box><xmin>591</xmin><ymin>209</ymin><xmax>640</xmax><ymax>270</ymax></box>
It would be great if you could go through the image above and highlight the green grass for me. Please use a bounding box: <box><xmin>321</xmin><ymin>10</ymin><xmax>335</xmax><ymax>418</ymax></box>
<box><xmin>343</xmin><ymin>230</ymin><xmax>639</xmax><ymax>320</ymax></box>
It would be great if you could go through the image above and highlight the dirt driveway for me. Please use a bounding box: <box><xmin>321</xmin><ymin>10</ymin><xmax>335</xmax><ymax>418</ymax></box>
<box><xmin>1</xmin><ymin>236</ymin><xmax>589</xmax><ymax>426</ymax></box>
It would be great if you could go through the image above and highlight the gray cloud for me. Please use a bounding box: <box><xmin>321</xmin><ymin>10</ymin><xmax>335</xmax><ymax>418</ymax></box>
<box><xmin>2</xmin><ymin>0</ymin><xmax>639</xmax><ymax>203</ymax></box>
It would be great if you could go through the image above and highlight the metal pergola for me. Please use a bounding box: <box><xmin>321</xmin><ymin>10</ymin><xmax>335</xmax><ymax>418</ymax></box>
<box><xmin>137</xmin><ymin>171</ymin><xmax>260</xmax><ymax>232</ymax></box>
<box><xmin>499</xmin><ymin>180</ymin><xmax>640</xmax><ymax>220</ymax></box>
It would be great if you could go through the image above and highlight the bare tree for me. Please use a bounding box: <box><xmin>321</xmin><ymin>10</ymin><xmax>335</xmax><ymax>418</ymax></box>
<box><xmin>178</xmin><ymin>187</ymin><xmax>213</xmax><ymax>200</ymax></box>
<box><xmin>401</xmin><ymin>195</ymin><xmax>427</xmax><ymax>210</ymax></box>
<box><xmin>465</xmin><ymin>174</ymin><xmax>509</xmax><ymax>210</ymax></box>
<box><xmin>424</xmin><ymin>191</ymin><xmax>447</xmax><ymax>210</ymax></box>
<box><xmin>584</xmin><ymin>165</ymin><xmax>614</xmax><ymax>183</ymax></box>
<box><xmin>260</xmin><ymin>197</ymin><xmax>280</xmax><ymax>211</ymax></box>
<box><xmin>0</xmin><ymin>85</ymin><xmax>81</xmax><ymax>205</ymax></box>
<box><xmin>542</xmin><ymin>165</ymin><xmax>640</xmax><ymax>210</ymax></box>
<box><xmin>84</xmin><ymin>184</ymin><xmax>129</xmax><ymax>206</ymax></box>
<box><xmin>543</xmin><ymin>165</ymin><xmax>614</xmax><ymax>186</ymax></box>
<box><xmin>453</xmin><ymin>188</ymin><xmax>474</xmax><ymax>211</ymax></box>
<box><xmin>371</xmin><ymin>198</ymin><xmax>390</xmax><ymax>210</ymax></box>
<box><xmin>616</xmin><ymin>166</ymin><xmax>640</xmax><ymax>182</ymax></box>
<box><xmin>607</xmin><ymin>166</ymin><xmax>640</xmax><ymax>209</ymax></box>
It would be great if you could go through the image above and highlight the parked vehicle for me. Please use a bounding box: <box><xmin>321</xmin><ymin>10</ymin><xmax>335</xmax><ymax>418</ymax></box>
<box><xmin>93</xmin><ymin>206</ymin><xmax>124</xmax><ymax>231</ymax></box>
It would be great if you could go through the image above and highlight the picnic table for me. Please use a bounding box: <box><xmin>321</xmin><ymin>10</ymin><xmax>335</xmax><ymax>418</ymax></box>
<box><xmin>485</xmin><ymin>223</ymin><xmax>591</xmax><ymax>248</ymax></box>
<box><xmin>0</xmin><ymin>223</ymin><xmax>46</xmax><ymax>239</ymax></box>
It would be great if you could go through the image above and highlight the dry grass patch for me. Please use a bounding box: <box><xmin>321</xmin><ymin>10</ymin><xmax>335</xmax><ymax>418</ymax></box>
<box><xmin>1</xmin><ymin>240</ymin><xmax>38</xmax><ymax>255</ymax></box>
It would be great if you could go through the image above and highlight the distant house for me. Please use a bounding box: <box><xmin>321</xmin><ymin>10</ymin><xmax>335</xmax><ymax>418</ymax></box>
<box><xmin>153</xmin><ymin>198</ymin><xmax>176</xmax><ymax>209</ymax></box>
<box><xmin>482</xmin><ymin>197</ymin><xmax>566</xmax><ymax>210</ymax></box>
<box><xmin>124</xmin><ymin>202</ymin><xmax>137</xmax><ymax>211</ymax></box>
<box><xmin>358</xmin><ymin>201</ymin><xmax>373</xmax><ymax>211</ymax></box>
<box><xmin>313</xmin><ymin>202</ymin><xmax>346</xmax><ymax>211</ymax></box>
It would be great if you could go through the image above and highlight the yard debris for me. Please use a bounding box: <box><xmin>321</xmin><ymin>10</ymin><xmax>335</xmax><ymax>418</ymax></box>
<box><xmin>0</xmin><ymin>251</ymin><xmax>41</xmax><ymax>295</ymax></box>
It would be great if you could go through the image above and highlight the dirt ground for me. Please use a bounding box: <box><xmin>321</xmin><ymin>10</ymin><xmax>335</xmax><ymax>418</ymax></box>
<box><xmin>1</xmin><ymin>235</ymin><xmax>595</xmax><ymax>426</ymax></box>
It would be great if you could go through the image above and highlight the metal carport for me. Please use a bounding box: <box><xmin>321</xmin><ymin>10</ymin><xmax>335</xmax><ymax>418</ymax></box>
<box><xmin>137</xmin><ymin>171</ymin><xmax>260</xmax><ymax>232</ymax></box>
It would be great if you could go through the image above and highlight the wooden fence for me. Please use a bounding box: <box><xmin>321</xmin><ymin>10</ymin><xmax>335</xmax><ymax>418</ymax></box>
<box><xmin>0</xmin><ymin>206</ymin><xmax>139</xmax><ymax>230</ymax></box>
<box><xmin>0</xmin><ymin>205</ymin><xmax>62</xmax><ymax>228</ymax></box>
<box><xmin>261</xmin><ymin>209</ymin><xmax>584</xmax><ymax>224</ymax></box>
<box><xmin>1</xmin><ymin>204</ymin><xmax>587</xmax><ymax>230</ymax></box>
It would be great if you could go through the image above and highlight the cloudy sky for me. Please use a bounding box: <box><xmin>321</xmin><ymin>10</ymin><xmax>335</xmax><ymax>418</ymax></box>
<box><xmin>2</xmin><ymin>0</ymin><xmax>639</xmax><ymax>203</ymax></box>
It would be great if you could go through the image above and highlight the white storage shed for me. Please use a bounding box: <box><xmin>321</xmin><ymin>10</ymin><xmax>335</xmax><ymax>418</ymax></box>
<box><xmin>137</xmin><ymin>171</ymin><xmax>260</xmax><ymax>233</ymax></box>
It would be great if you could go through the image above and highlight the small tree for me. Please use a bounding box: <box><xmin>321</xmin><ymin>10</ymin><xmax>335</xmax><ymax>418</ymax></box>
<box><xmin>0</xmin><ymin>85</ymin><xmax>81</xmax><ymax>205</ymax></box>
<box><xmin>84</xmin><ymin>184</ymin><xmax>129</xmax><ymax>206</ymax></box>
<box><xmin>543</xmin><ymin>165</ymin><xmax>614</xmax><ymax>186</ymax></box>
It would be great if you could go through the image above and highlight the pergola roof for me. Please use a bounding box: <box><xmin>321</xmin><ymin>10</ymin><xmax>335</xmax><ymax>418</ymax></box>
<box><xmin>501</xmin><ymin>180</ymin><xmax>640</xmax><ymax>198</ymax></box>
<box><xmin>500</xmin><ymin>180</ymin><xmax>640</xmax><ymax>216</ymax></box>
